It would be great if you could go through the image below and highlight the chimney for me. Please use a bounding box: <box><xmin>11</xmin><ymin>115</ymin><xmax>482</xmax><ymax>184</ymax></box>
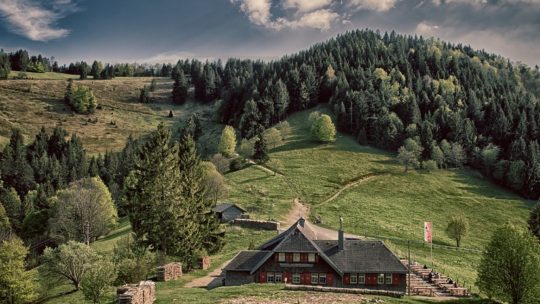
<box><xmin>299</xmin><ymin>217</ymin><xmax>305</xmax><ymax>227</ymax></box>
<box><xmin>338</xmin><ymin>216</ymin><xmax>344</xmax><ymax>251</ymax></box>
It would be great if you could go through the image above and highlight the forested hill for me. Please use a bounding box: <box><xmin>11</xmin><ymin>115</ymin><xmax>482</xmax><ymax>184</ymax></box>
<box><xmin>187</xmin><ymin>29</ymin><xmax>540</xmax><ymax>198</ymax></box>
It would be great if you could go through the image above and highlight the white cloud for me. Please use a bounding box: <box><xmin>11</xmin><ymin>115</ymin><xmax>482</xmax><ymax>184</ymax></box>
<box><xmin>415</xmin><ymin>21</ymin><xmax>439</xmax><ymax>36</ymax></box>
<box><xmin>282</xmin><ymin>0</ymin><xmax>332</xmax><ymax>13</ymax></box>
<box><xmin>231</xmin><ymin>0</ymin><xmax>339</xmax><ymax>30</ymax></box>
<box><xmin>278</xmin><ymin>9</ymin><xmax>339</xmax><ymax>30</ymax></box>
<box><xmin>0</xmin><ymin>0</ymin><xmax>77</xmax><ymax>41</ymax></box>
<box><xmin>231</xmin><ymin>0</ymin><xmax>272</xmax><ymax>27</ymax></box>
<box><xmin>347</xmin><ymin>0</ymin><xmax>397</xmax><ymax>12</ymax></box>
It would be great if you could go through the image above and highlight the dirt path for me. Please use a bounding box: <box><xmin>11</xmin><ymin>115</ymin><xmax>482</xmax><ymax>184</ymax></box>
<box><xmin>184</xmin><ymin>259</ymin><xmax>230</xmax><ymax>289</ymax></box>
<box><xmin>318</xmin><ymin>173</ymin><xmax>379</xmax><ymax>206</ymax></box>
<box><xmin>282</xmin><ymin>198</ymin><xmax>360</xmax><ymax>240</ymax></box>
<box><xmin>247</xmin><ymin>159</ymin><xmax>284</xmax><ymax>176</ymax></box>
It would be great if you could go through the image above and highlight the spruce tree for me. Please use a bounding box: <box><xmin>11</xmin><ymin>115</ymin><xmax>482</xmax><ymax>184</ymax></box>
<box><xmin>178</xmin><ymin>135</ymin><xmax>224</xmax><ymax>260</ymax></box>
<box><xmin>123</xmin><ymin>124</ymin><xmax>186</xmax><ymax>258</ymax></box>
<box><xmin>172</xmin><ymin>68</ymin><xmax>188</xmax><ymax>104</ymax></box>
<box><xmin>253</xmin><ymin>134</ymin><xmax>269</xmax><ymax>164</ymax></box>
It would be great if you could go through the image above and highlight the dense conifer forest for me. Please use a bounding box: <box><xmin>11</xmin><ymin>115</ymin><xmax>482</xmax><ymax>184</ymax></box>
<box><xmin>175</xmin><ymin>29</ymin><xmax>540</xmax><ymax>199</ymax></box>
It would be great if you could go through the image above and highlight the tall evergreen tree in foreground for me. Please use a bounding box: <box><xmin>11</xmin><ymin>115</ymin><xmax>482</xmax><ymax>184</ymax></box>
<box><xmin>178</xmin><ymin>134</ymin><xmax>224</xmax><ymax>259</ymax></box>
<box><xmin>124</xmin><ymin>124</ymin><xmax>224</xmax><ymax>262</ymax></box>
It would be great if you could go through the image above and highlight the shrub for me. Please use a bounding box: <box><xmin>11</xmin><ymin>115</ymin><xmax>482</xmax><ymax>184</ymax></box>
<box><xmin>422</xmin><ymin>160</ymin><xmax>438</xmax><ymax>172</ymax></box>
<box><xmin>66</xmin><ymin>85</ymin><xmax>97</xmax><ymax>114</ymax></box>
<box><xmin>229</xmin><ymin>158</ymin><xmax>246</xmax><ymax>172</ymax></box>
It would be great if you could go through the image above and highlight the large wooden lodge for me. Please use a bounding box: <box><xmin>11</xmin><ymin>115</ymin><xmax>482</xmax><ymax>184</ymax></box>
<box><xmin>223</xmin><ymin>218</ymin><xmax>408</xmax><ymax>293</ymax></box>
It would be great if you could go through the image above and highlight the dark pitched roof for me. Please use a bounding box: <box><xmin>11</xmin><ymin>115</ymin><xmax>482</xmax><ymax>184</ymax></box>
<box><xmin>314</xmin><ymin>240</ymin><xmax>408</xmax><ymax>274</ymax></box>
<box><xmin>213</xmin><ymin>203</ymin><xmax>246</xmax><ymax>213</ymax></box>
<box><xmin>224</xmin><ymin>218</ymin><xmax>406</xmax><ymax>276</ymax></box>
<box><xmin>224</xmin><ymin>250</ymin><xmax>272</xmax><ymax>272</ymax></box>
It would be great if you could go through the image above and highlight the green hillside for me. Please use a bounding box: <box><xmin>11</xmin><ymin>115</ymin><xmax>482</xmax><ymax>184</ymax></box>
<box><xmin>225</xmin><ymin>106</ymin><xmax>533</xmax><ymax>291</ymax></box>
<box><xmin>32</xmin><ymin>104</ymin><xmax>531</xmax><ymax>303</ymax></box>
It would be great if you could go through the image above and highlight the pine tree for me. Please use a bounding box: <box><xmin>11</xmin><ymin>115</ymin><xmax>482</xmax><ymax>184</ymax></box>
<box><xmin>0</xmin><ymin>49</ymin><xmax>10</xmax><ymax>79</ymax></box>
<box><xmin>90</xmin><ymin>60</ymin><xmax>102</xmax><ymax>80</ymax></box>
<box><xmin>253</xmin><ymin>134</ymin><xmax>269</xmax><ymax>164</ymax></box>
<box><xmin>123</xmin><ymin>124</ymin><xmax>186</xmax><ymax>257</ymax></box>
<box><xmin>172</xmin><ymin>68</ymin><xmax>188</xmax><ymax>104</ymax></box>
<box><xmin>178</xmin><ymin>135</ymin><xmax>224</xmax><ymax>260</ymax></box>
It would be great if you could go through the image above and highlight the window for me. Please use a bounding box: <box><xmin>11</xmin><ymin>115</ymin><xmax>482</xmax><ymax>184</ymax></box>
<box><xmin>311</xmin><ymin>273</ymin><xmax>318</xmax><ymax>284</ymax></box>
<box><xmin>358</xmin><ymin>274</ymin><xmax>365</xmax><ymax>284</ymax></box>
<box><xmin>267</xmin><ymin>272</ymin><xmax>275</xmax><ymax>283</ymax></box>
<box><xmin>278</xmin><ymin>253</ymin><xmax>285</xmax><ymax>262</ymax></box>
<box><xmin>385</xmin><ymin>274</ymin><xmax>392</xmax><ymax>285</ymax></box>
<box><xmin>275</xmin><ymin>272</ymin><xmax>282</xmax><ymax>283</ymax></box>
<box><xmin>308</xmin><ymin>253</ymin><xmax>316</xmax><ymax>263</ymax></box>
<box><xmin>377</xmin><ymin>273</ymin><xmax>385</xmax><ymax>285</ymax></box>
<box><xmin>350</xmin><ymin>273</ymin><xmax>357</xmax><ymax>284</ymax></box>
<box><xmin>292</xmin><ymin>273</ymin><xmax>301</xmax><ymax>284</ymax></box>
<box><xmin>319</xmin><ymin>273</ymin><xmax>327</xmax><ymax>284</ymax></box>
<box><xmin>293</xmin><ymin>253</ymin><xmax>300</xmax><ymax>262</ymax></box>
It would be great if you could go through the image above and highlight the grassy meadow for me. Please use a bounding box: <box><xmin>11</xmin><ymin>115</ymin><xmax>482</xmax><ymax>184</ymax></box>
<box><xmin>224</xmin><ymin>105</ymin><xmax>534</xmax><ymax>292</ymax></box>
<box><xmin>0</xmin><ymin>77</ymin><xmax>209</xmax><ymax>154</ymax></box>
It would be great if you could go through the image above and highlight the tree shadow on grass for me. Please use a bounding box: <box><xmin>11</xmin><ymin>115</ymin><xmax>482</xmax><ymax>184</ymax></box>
<box><xmin>450</xmin><ymin>169</ymin><xmax>535</xmax><ymax>209</ymax></box>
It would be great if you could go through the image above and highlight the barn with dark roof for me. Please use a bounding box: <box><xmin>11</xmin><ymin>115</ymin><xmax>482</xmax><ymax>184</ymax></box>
<box><xmin>223</xmin><ymin>217</ymin><xmax>408</xmax><ymax>293</ymax></box>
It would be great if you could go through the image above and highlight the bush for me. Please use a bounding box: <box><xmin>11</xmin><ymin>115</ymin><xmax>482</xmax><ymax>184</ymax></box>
<box><xmin>66</xmin><ymin>85</ymin><xmax>97</xmax><ymax>114</ymax></box>
<box><xmin>229</xmin><ymin>158</ymin><xmax>246</xmax><ymax>172</ymax></box>
<box><xmin>113</xmin><ymin>235</ymin><xmax>155</xmax><ymax>285</ymax></box>
<box><xmin>422</xmin><ymin>160</ymin><xmax>438</xmax><ymax>172</ymax></box>
<box><xmin>81</xmin><ymin>258</ymin><xmax>116</xmax><ymax>304</ymax></box>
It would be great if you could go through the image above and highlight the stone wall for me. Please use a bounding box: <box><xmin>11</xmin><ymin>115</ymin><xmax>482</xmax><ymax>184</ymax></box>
<box><xmin>284</xmin><ymin>284</ymin><xmax>404</xmax><ymax>298</ymax></box>
<box><xmin>231</xmin><ymin>219</ymin><xmax>280</xmax><ymax>231</ymax></box>
<box><xmin>156</xmin><ymin>262</ymin><xmax>182</xmax><ymax>282</ymax></box>
<box><xmin>117</xmin><ymin>281</ymin><xmax>155</xmax><ymax>304</ymax></box>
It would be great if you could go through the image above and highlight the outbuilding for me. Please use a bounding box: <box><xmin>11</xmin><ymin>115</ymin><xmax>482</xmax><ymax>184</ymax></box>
<box><xmin>213</xmin><ymin>203</ymin><xmax>246</xmax><ymax>223</ymax></box>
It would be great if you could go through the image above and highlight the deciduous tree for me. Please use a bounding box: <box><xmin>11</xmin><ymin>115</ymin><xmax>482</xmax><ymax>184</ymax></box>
<box><xmin>311</xmin><ymin>114</ymin><xmax>336</xmax><ymax>143</ymax></box>
<box><xmin>218</xmin><ymin>125</ymin><xmax>236</xmax><ymax>157</ymax></box>
<box><xmin>477</xmin><ymin>225</ymin><xmax>540</xmax><ymax>304</ymax></box>
<box><xmin>445</xmin><ymin>214</ymin><xmax>469</xmax><ymax>247</ymax></box>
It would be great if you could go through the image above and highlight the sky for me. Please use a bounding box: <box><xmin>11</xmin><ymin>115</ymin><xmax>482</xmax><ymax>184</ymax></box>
<box><xmin>0</xmin><ymin>0</ymin><xmax>538</xmax><ymax>66</ymax></box>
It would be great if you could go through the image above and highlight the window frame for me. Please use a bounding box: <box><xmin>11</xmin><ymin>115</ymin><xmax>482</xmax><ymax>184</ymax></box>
<box><xmin>308</xmin><ymin>253</ymin><xmax>316</xmax><ymax>263</ymax></box>
<box><xmin>318</xmin><ymin>273</ymin><xmax>327</xmax><ymax>285</ymax></box>
<box><xmin>267</xmin><ymin>272</ymin><xmax>275</xmax><ymax>283</ymax></box>
<box><xmin>350</xmin><ymin>273</ymin><xmax>358</xmax><ymax>284</ymax></box>
<box><xmin>278</xmin><ymin>252</ymin><xmax>286</xmax><ymax>262</ymax></box>
<box><xmin>293</xmin><ymin>253</ymin><xmax>301</xmax><ymax>262</ymax></box>
<box><xmin>385</xmin><ymin>273</ymin><xmax>392</xmax><ymax>285</ymax></box>
<box><xmin>275</xmin><ymin>272</ymin><xmax>282</xmax><ymax>283</ymax></box>
<box><xmin>311</xmin><ymin>273</ymin><xmax>319</xmax><ymax>284</ymax></box>
<box><xmin>292</xmin><ymin>273</ymin><xmax>301</xmax><ymax>284</ymax></box>
<box><xmin>377</xmin><ymin>273</ymin><xmax>385</xmax><ymax>285</ymax></box>
<box><xmin>358</xmin><ymin>274</ymin><xmax>365</xmax><ymax>284</ymax></box>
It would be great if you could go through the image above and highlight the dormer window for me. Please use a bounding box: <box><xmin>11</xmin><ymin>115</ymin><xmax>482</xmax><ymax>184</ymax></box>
<box><xmin>293</xmin><ymin>253</ymin><xmax>300</xmax><ymax>262</ymax></box>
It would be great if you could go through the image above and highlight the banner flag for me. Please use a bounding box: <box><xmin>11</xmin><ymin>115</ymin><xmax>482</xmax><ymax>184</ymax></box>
<box><xmin>424</xmin><ymin>222</ymin><xmax>432</xmax><ymax>243</ymax></box>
